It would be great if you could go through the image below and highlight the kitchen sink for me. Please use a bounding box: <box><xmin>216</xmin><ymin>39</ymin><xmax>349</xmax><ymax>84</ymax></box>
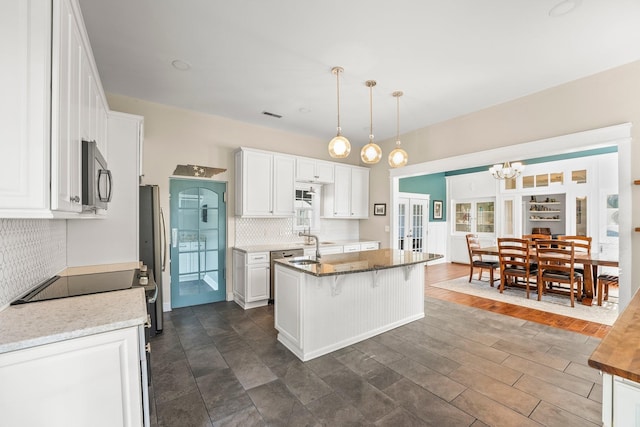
<box><xmin>289</xmin><ymin>259</ymin><xmax>320</xmax><ymax>265</ymax></box>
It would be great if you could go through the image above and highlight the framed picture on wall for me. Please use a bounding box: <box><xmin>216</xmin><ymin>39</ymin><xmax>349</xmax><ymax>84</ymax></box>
<box><xmin>374</xmin><ymin>203</ymin><xmax>386</xmax><ymax>216</ymax></box>
<box><xmin>433</xmin><ymin>200</ymin><xmax>443</xmax><ymax>219</ymax></box>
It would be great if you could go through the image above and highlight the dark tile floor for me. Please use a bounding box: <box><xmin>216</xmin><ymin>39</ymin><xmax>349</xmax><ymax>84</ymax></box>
<box><xmin>148</xmin><ymin>297</ymin><xmax>603</xmax><ymax>426</ymax></box>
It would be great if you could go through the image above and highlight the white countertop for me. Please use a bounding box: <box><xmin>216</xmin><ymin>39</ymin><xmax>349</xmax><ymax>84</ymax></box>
<box><xmin>0</xmin><ymin>287</ymin><xmax>147</xmax><ymax>354</ymax></box>
<box><xmin>233</xmin><ymin>239</ymin><xmax>380</xmax><ymax>253</ymax></box>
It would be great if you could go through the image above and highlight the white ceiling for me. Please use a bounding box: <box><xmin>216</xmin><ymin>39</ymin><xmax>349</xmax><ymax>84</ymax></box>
<box><xmin>78</xmin><ymin>0</ymin><xmax>640</xmax><ymax>147</ymax></box>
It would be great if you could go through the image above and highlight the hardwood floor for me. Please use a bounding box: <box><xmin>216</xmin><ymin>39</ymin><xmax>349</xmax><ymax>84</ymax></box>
<box><xmin>425</xmin><ymin>263</ymin><xmax>611</xmax><ymax>339</ymax></box>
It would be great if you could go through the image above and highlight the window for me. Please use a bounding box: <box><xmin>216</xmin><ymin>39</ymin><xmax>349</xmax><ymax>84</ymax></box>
<box><xmin>294</xmin><ymin>185</ymin><xmax>320</xmax><ymax>231</ymax></box>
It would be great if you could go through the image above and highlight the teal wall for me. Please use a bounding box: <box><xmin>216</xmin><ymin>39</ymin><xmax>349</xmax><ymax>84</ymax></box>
<box><xmin>398</xmin><ymin>147</ymin><xmax>617</xmax><ymax>222</ymax></box>
<box><xmin>399</xmin><ymin>172</ymin><xmax>446</xmax><ymax>221</ymax></box>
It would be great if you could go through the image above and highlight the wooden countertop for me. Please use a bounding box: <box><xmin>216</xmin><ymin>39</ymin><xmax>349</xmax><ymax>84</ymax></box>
<box><xmin>589</xmin><ymin>289</ymin><xmax>640</xmax><ymax>382</ymax></box>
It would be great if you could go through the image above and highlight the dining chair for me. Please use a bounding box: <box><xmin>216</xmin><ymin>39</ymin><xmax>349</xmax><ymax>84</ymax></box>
<box><xmin>597</xmin><ymin>274</ymin><xmax>616</xmax><ymax>306</ymax></box>
<box><xmin>497</xmin><ymin>237</ymin><xmax>537</xmax><ymax>299</ymax></box>
<box><xmin>558</xmin><ymin>235</ymin><xmax>591</xmax><ymax>270</ymax></box>
<box><xmin>465</xmin><ymin>234</ymin><xmax>499</xmax><ymax>286</ymax></box>
<box><xmin>535</xmin><ymin>240</ymin><xmax>583</xmax><ymax>307</ymax></box>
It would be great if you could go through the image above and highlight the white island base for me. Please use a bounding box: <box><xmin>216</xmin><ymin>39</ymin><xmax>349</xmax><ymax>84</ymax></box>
<box><xmin>274</xmin><ymin>262</ymin><xmax>425</xmax><ymax>361</ymax></box>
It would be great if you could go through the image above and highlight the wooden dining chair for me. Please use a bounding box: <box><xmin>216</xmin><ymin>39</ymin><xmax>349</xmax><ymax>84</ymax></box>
<box><xmin>497</xmin><ymin>237</ymin><xmax>537</xmax><ymax>299</ymax></box>
<box><xmin>558</xmin><ymin>235</ymin><xmax>592</xmax><ymax>271</ymax></box>
<box><xmin>535</xmin><ymin>240</ymin><xmax>583</xmax><ymax>307</ymax></box>
<box><xmin>597</xmin><ymin>274</ymin><xmax>616</xmax><ymax>306</ymax></box>
<box><xmin>465</xmin><ymin>234</ymin><xmax>499</xmax><ymax>286</ymax></box>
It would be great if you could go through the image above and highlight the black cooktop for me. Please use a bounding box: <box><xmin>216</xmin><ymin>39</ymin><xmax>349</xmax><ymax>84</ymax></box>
<box><xmin>11</xmin><ymin>269</ymin><xmax>139</xmax><ymax>305</ymax></box>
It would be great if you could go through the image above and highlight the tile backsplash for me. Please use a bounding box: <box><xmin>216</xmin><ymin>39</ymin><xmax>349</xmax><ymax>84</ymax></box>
<box><xmin>235</xmin><ymin>217</ymin><xmax>359</xmax><ymax>247</ymax></box>
<box><xmin>0</xmin><ymin>219</ymin><xmax>66</xmax><ymax>307</ymax></box>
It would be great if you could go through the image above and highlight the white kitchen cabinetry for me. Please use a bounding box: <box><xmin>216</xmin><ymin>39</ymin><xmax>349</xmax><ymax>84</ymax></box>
<box><xmin>0</xmin><ymin>326</ymin><xmax>146</xmax><ymax>427</ymax></box>
<box><xmin>0</xmin><ymin>0</ymin><xmax>51</xmax><ymax>215</ymax></box>
<box><xmin>0</xmin><ymin>0</ymin><xmax>108</xmax><ymax>218</ymax></box>
<box><xmin>343</xmin><ymin>244</ymin><xmax>361</xmax><ymax>253</ymax></box>
<box><xmin>600</xmin><ymin>373</ymin><xmax>640</xmax><ymax>427</ymax></box>
<box><xmin>235</xmin><ymin>148</ymin><xmax>295</xmax><ymax>217</ymax></box>
<box><xmin>233</xmin><ymin>249</ymin><xmax>270</xmax><ymax>309</ymax></box>
<box><xmin>296</xmin><ymin>157</ymin><xmax>334</xmax><ymax>183</ymax></box>
<box><xmin>323</xmin><ymin>165</ymin><xmax>369</xmax><ymax>219</ymax></box>
<box><xmin>360</xmin><ymin>242</ymin><xmax>380</xmax><ymax>251</ymax></box>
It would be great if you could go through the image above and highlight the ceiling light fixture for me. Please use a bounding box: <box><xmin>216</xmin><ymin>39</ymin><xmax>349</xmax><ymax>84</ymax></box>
<box><xmin>388</xmin><ymin>91</ymin><xmax>408</xmax><ymax>168</ymax></box>
<box><xmin>549</xmin><ymin>0</ymin><xmax>582</xmax><ymax>17</ymax></box>
<box><xmin>360</xmin><ymin>80</ymin><xmax>382</xmax><ymax>164</ymax></box>
<box><xmin>489</xmin><ymin>161</ymin><xmax>525</xmax><ymax>179</ymax></box>
<box><xmin>328</xmin><ymin>66</ymin><xmax>351</xmax><ymax>159</ymax></box>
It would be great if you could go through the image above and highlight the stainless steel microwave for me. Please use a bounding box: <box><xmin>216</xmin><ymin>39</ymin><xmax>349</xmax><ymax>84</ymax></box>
<box><xmin>81</xmin><ymin>140</ymin><xmax>112</xmax><ymax>211</ymax></box>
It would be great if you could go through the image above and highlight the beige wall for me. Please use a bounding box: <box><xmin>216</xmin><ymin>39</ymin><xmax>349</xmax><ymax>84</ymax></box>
<box><xmin>362</xmin><ymin>59</ymin><xmax>640</xmax><ymax>300</ymax></box>
<box><xmin>109</xmin><ymin>60</ymin><xmax>640</xmax><ymax>307</ymax></box>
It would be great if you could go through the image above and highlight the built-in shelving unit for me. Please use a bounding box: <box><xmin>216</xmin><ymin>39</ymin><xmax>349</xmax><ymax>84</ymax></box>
<box><xmin>523</xmin><ymin>194</ymin><xmax>565</xmax><ymax>235</ymax></box>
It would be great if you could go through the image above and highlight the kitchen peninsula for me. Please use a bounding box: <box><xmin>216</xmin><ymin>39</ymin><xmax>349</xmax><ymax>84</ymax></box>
<box><xmin>274</xmin><ymin>249</ymin><xmax>442</xmax><ymax>361</ymax></box>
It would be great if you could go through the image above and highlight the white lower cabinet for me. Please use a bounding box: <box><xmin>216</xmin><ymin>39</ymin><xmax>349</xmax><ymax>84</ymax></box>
<box><xmin>360</xmin><ymin>242</ymin><xmax>380</xmax><ymax>251</ymax></box>
<box><xmin>0</xmin><ymin>326</ymin><xmax>146</xmax><ymax>427</ymax></box>
<box><xmin>343</xmin><ymin>244</ymin><xmax>360</xmax><ymax>253</ymax></box>
<box><xmin>233</xmin><ymin>249</ymin><xmax>270</xmax><ymax>309</ymax></box>
<box><xmin>602</xmin><ymin>373</ymin><xmax>640</xmax><ymax>427</ymax></box>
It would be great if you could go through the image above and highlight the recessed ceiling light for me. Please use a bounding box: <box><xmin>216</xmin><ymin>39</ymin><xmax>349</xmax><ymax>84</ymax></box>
<box><xmin>298</xmin><ymin>107</ymin><xmax>311</xmax><ymax>114</ymax></box>
<box><xmin>171</xmin><ymin>59</ymin><xmax>191</xmax><ymax>71</ymax></box>
<box><xmin>549</xmin><ymin>0</ymin><xmax>582</xmax><ymax>17</ymax></box>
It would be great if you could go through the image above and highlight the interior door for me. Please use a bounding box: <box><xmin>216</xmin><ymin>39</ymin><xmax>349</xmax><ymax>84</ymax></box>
<box><xmin>396</xmin><ymin>195</ymin><xmax>429</xmax><ymax>252</ymax></box>
<box><xmin>170</xmin><ymin>178</ymin><xmax>227</xmax><ymax>308</ymax></box>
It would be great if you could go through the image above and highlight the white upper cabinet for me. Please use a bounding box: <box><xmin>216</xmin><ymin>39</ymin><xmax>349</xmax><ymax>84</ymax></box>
<box><xmin>296</xmin><ymin>157</ymin><xmax>334</xmax><ymax>184</ymax></box>
<box><xmin>0</xmin><ymin>0</ymin><xmax>108</xmax><ymax>218</ymax></box>
<box><xmin>235</xmin><ymin>148</ymin><xmax>295</xmax><ymax>217</ymax></box>
<box><xmin>0</xmin><ymin>0</ymin><xmax>51</xmax><ymax>216</ymax></box>
<box><xmin>323</xmin><ymin>164</ymin><xmax>369</xmax><ymax>219</ymax></box>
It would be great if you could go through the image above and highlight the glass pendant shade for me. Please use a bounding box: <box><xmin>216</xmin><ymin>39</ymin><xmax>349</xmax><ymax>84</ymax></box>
<box><xmin>328</xmin><ymin>134</ymin><xmax>351</xmax><ymax>158</ymax></box>
<box><xmin>388</xmin><ymin>91</ymin><xmax>408</xmax><ymax>168</ymax></box>
<box><xmin>328</xmin><ymin>67</ymin><xmax>350</xmax><ymax>159</ymax></box>
<box><xmin>360</xmin><ymin>80</ymin><xmax>381</xmax><ymax>164</ymax></box>
<box><xmin>361</xmin><ymin>141</ymin><xmax>382</xmax><ymax>163</ymax></box>
<box><xmin>389</xmin><ymin>145</ymin><xmax>408</xmax><ymax>168</ymax></box>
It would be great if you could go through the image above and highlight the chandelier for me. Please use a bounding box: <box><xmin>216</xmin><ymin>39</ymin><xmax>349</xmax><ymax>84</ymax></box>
<box><xmin>489</xmin><ymin>161</ymin><xmax>524</xmax><ymax>179</ymax></box>
<box><xmin>327</xmin><ymin>66</ymin><xmax>351</xmax><ymax>159</ymax></box>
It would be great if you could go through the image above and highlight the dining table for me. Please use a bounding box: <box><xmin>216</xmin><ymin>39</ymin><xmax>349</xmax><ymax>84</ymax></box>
<box><xmin>472</xmin><ymin>245</ymin><xmax>619</xmax><ymax>305</ymax></box>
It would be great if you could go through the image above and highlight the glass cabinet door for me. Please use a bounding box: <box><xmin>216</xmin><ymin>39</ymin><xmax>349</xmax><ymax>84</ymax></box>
<box><xmin>455</xmin><ymin>202</ymin><xmax>472</xmax><ymax>233</ymax></box>
<box><xmin>476</xmin><ymin>201</ymin><xmax>495</xmax><ymax>233</ymax></box>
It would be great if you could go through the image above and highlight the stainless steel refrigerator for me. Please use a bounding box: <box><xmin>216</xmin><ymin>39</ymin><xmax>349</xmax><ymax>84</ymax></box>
<box><xmin>139</xmin><ymin>185</ymin><xmax>166</xmax><ymax>336</ymax></box>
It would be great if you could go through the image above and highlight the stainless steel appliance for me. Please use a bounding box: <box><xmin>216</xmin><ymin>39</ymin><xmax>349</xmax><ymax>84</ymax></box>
<box><xmin>81</xmin><ymin>140</ymin><xmax>112</xmax><ymax>211</ymax></box>
<box><xmin>269</xmin><ymin>248</ymin><xmax>303</xmax><ymax>303</ymax></box>
<box><xmin>139</xmin><ymin>185</ymin><xmax>167</xmax><ymax>336</ymax></box>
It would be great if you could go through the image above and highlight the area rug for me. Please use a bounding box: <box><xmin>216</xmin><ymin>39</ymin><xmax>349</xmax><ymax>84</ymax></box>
<box><xmin>431</xmin><ymin>276</ymin><xmax>619</xmax><ymax>326</ymax></box>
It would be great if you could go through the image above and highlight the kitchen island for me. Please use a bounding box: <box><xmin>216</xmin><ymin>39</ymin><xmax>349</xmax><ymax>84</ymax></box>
<box><xmin>274</xmin><ymin>249</ymin><xmax>442</xmax><ymax>361</ymax></box>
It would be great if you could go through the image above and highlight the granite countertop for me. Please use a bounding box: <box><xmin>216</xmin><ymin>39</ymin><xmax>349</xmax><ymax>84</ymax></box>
<box><xmin>589</xmin><ymin>289</ymin><xmax>640</xmax><ymax>382</ymax></box>
<box><xmin>233</xmin><ymin>239</ymin><xmax>380</xmax><ymax>253</ymax></box>
<box><xmin>0</xmin><ymin>287</ymin><xmax>147</xmax><ymax>354</ymax></box>
<box><xmin>275</xmin><ymin>248</ymin><xmax>443</xmax><ymax>277</ymax></box>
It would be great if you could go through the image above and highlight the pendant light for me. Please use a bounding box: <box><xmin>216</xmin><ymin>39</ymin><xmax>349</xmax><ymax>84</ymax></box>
<box><xmin>328</xmin><ymin>66</ymin><xmax>351</xmax><ymax>158</ymax></box>
<box><xmin>360</xmin><ymin>80</ymin><xmax>382</xmax><ymax>164</ymax></box>
<box><xmin>388</xmin><ymin>91</ymin><xmax>408</xmax><ymax>168</ymax></box>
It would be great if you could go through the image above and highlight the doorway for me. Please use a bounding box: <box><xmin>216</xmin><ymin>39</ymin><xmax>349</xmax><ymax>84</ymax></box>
<box><xmin>169</xmin><ymin>178</ymin><xmax>227</xmax><ymax>308</ymax></box>
<box><xmin>396</xmin><ymin>192</ymin><xmax>429</xmax><ymax>252</ymax></box>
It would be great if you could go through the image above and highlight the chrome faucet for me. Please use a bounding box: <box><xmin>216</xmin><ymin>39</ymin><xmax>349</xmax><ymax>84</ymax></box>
<box><xmin>299</xmin><ymin>231</ymin><xmax>321</xmax><ymax>259</ymax></box>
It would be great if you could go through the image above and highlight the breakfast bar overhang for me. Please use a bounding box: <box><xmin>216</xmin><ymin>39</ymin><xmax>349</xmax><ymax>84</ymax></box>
<box><xmin>274</xmin><ymin>249</ymin><xmax>442</xmax><ymax>361</ymax></box>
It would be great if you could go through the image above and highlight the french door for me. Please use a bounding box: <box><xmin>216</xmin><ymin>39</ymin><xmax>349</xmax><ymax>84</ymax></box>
<box><xmin>170</xmin><ymin>178</ymin><xmax>227</xmax><ymax>308</ymax></box>
<box><xmin>396</xmin><ymin>193</ymin><xmax>429</xmax><ymax>252</ymax></box>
